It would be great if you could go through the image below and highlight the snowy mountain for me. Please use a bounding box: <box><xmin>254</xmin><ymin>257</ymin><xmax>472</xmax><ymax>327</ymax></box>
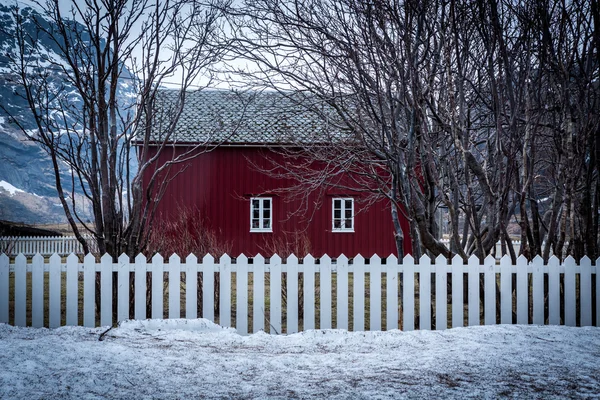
<box><xmin>0</xmin><ymin>2</ymin><xmax>136</xmax><ymax>224</ymax></box>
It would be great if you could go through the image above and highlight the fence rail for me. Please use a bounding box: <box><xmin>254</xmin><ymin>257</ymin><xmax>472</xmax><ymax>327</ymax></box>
<box><xmin>0</xmin><ymin>236</ymin><xmax>98</xmax><ymax>256</ymax></box>
<box><xmin>1</xmin><ymin>253</ymin><xmax>598</xmax><ymax>333</ymax></box>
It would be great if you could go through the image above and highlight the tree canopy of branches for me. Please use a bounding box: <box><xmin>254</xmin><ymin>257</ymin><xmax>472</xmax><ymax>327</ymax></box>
<box><xmin>5</xmin><ymin>0</ymin><xmax>230</xmax><ymax>259</ymax></box>
<box><xmin>226</xmin><ymin>0</ymin><xmax>600</xmax><ymax>261</ymax></box>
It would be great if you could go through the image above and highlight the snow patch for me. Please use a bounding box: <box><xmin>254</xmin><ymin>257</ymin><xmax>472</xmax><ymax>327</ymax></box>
<box><xmin>0</xmin><ymin>180</ymin><xmax>24</xmax><ymax>196</ymax></box>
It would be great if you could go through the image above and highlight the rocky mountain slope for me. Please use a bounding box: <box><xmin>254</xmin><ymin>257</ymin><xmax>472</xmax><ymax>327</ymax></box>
<box><xmin>0</xmin><ymin>2</ymin><xmax>135</xmax><ymax>224</ymax></box>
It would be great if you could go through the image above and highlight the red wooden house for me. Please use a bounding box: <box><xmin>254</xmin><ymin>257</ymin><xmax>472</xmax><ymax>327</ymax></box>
<box><xmin>144</xmin><ymin>90</ymin><xmax>411</xmax><ymax>257</ymax></box>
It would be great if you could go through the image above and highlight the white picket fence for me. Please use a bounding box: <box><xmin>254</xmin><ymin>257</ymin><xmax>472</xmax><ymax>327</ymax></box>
<box><xmin>0</xmin><ymin>236</ymin><xmax>98</xmax><ymax>256</ymax></box>
<box><xmin>0</xmin><ymin>253</ymin><xmax>598</xmax><ymax>333</ymax></box>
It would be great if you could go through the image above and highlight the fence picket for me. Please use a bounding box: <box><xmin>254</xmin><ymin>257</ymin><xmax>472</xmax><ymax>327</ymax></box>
<box><xmin>14</xmin><ymin>254</ymin><xmax>26</xmax><ymax>326</ymax></box>
<box><xmin>185</xmin><ymin>254</ymin><xmax>198</xmax><ymax>319</ymax></box>
<box><xmin>467</xmin><ymin>255</ymin><xmax>479</xmax><ymax>326</ymax></box>
<box><xmin>286</xmin><ymin>255</ymin><xmax>299</xmax><ymax>333</ymax></box>
<box><xmin>370</xmin><ymin>255</ymin><xmax>382</xmax><ymax>331</ymax></box>
<box><xmin>451</xmin><ymin>255</ymin><xmax>463</xmax><ymax>328</ymax></box>
<box><xmin>168</xmin><ymin>254</ymin><xmax>181</xmax><ymax>319</ymax></box>
<box><xmin>548</xmin><ymin>256</ymin><xmax>560</xmax><ymax>325</ymax></box>
<box><xmin>386</xmin><ymin>255</ymin><xmax>399</xmax><ymax>331</ymax></box>
<box><xmin>236</xmin><ymin>255</ymin><xmax>249</xmax><ymax>335</ymax></box>
<box><xmin>419</xmin><ymin>255</ymin><xmax>431</xmax><ymax>330</ymax></box>
<box><xmin>596</xmin><ymin>257</ymin><xmax>600</xmax><ymax>327</ymax></box>
<box><xmin>118</xmin><ymin>254</ymin><xmax>130</xmax><ymax>322</ymax></box>
<box><xmin>66</xmin><ymin>254</ymin><xmax>78</xmax><ymax>326</ymax></box>
<box><xmin>1</xmin><ymin>251</ymin><xmax>598</xmax><ymax>332</ymax></box>
<box><xmin>403</xmin><ymin>255</ymin><xmax>415</xmax><ymax>331</ymax></box>
<box><xmin>134</xmin><ymin>254</ymin><xmax>147</xmax><ymax>320</ymax></box>
<box><xmin>101</xmin><ymin>254</ymin><xmax>113</xmax><ymax>326</ymax></box>
<box><xmin>320</xmin><ymin>255</ymin><xmax>332</xmax><ymax>330</ymax></box>
<box><xmin>337</xmin><ymin>255</ymin><xmax>349</xmax><ymax>330</ymax></box>
<box><xmin>83</xmin><ymin>254</ymin><xmax>96</xmax><ymax>327</ymax></box>
<box><xmin>49</xmin><ymin>254</ymin><xmax>61</xmax><ymax>328</ymax></box>
<box><xmin>219</xmin><ymin>255</ymin><xmax>231</xmax><ymax>327</ymax></box>
<box><xmin>435</xmin><ymin>255</ymin><xmax>448</xmax><ymax>330</ymax></box>
<box><xmin>31</xmin><ymin>254</ymin><xmax>44</xmax><ymax>328</ymax></box>
<box><xmin>531</xmin><ymin>256</ymin><xmax>544</xmax><ymax>325</ymax></box>
<box><xmin>353</xmin><ymin>255</ymin><xmax>366</xmax><ymax>331</ymax></box>
<box><xmin>484</xmin><ymin>255</ymin><xmax>496</xmax><ymax>325</ymax></box>
<box><xmin>0</xmin><ymin>254</ymin><xmax>8</xmax><ymax>324</ymax></box>
<box><xmin>303</xmin><ymin>255</ymin><xmax>315</xmax><ymax>331</ymax></box>
<box><xmin>270</xmin><ymin>255</ymin><xmax>282</xmax><ymax>334</ymax></box>
<box><xmin>152</xmin><ymin>254</ymin><xmax>164</xmax><ymax>320</ymax></box>
<box><xmin>516</xmin><ymin>255</ymin><xmax>528</xmax><ymax>325</ymax></box>
<box><xmin>563</xmin><ymin>256</ymin><xmax>576</xmax><ymax>327</ymax></box>
<box><xmin>253</xmin><ymin>255</ymin><xmax>265</xmax><ymax>333</ymax></box>
<box><xmin>500</xmin><ymin>255</ymin><xmax>512</xmax><ymax>324</ymax></box>
<box><xmin>580</xmin><ymin>256</ymin><xmax>592</xmax><ymax>327</ymax></box>
<box><xmin>202</xmin><ymin>254</ymin><xmax>215</xmax><ymax>321</ymax></box>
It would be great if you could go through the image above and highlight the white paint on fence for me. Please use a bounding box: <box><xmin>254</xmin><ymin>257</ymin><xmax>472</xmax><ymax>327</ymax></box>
<box><xmin>1</xmin><ymin>252</ymin><xmax>599</xmax><ymax>334</ymax></box>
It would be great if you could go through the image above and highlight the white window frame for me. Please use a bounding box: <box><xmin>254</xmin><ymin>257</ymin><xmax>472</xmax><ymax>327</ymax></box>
<box><xmin>332</xmin><ymin>197</ymin><xmax>354</xmax><ymax>232</ymax></box>
<box><xmin>250</xmin><ymin>197</ymin><xmax>273</xmax><ymax>232</ymax></box>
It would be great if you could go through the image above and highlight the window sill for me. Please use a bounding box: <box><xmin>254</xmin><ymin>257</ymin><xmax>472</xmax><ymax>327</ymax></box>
<box><xmin>250</xmin><ymin>229</ymin><xmax>273</xmax><ymax>233</ymax></box>
<box><xmin>332</xmin><ymin>229</ymin><xmax>355</xmax><ymax>233</ymax></box>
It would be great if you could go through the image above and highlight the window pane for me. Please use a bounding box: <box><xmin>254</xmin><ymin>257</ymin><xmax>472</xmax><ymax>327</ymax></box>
<box><xmin>263</xmin><ymin>199</ymin><xmax>271</xmax><ymax>209</ymax></box>
<box><xmin>345</xmin><ymin>209</ymin><xmax>352</xmax><ymax>219</ymax></box>
<box><xmin>334</xmin><ymin>209</ymin><xmax>341</xmax><ymax>219</ymax></box>
<box><xmin>263</xmin><ymin>209</ymin><xmax>270</xmax><ymax>219</ymax></box>
<box><xmin>345</xmin><ymin>199</ymin><xmax>352</xmax><ymax>209</ymax></box>
<box><xmin>345</xmin><ymin>219</ymin><xmax>352</xmax><ymax>229</ymax></box>
<box><xmin>334</xmin><ymin>199</ymin><xmax>341</xmax><ymax>209</ymax></box>
<box><xmin>253</xmin><ymin>209</ymin><xmax>260</xmax><ymax>219</ymax></box>
<box><xmin>252</xmin><ymin>220</ymin><xmax>260</xmax><ymax>229</ymax></box>
<box><xmin>263</xmin><ymin>219</ymin><xmax>270</xmax><ymax>229</ymax></box>
<box><xmin>252</xmin><ymin>199</ymin><xmax>259</xmax><ymax>209</ymax></box>
<box><xmin>334</xmin><ymin>220</ymin><xmax>341</xmax><ymax>229</ymax></box>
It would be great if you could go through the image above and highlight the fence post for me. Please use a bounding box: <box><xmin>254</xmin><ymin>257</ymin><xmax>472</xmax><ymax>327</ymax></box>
<box><xmin>451</xmin><ymin>255</ymin><xmax>463</xmax><ymax>328</ymax></box>
<box><xmin>467</xmin><ymin>255</ymin><xmax>480</xmax><ymax>327</ymax></box>
<box><xmin>219</xmin><ymin>254</ymin><xmax>231</xmax><ymax>328</ymax></box>
<box><xmin>580</xmin><ymin>256</ymin><xmax>592</xmax><ymax>327</ymax></box>
<box><xmin>0</xmin><ymin>254</ymin><xmax>8</xmax><ymax>324</ymax></box>
<box><xmin>353</xmin><ymin>255</ymin><xmax>366</xmax><ymax>331</ymax></box>
<box><xmin>66</xmin><ymin>254</ymin><xmax>79</xmax><ymax>326</ymax></box>
<box><xmin>320</xmin><ymin>255</ymin><xmax>332</xmax><ymax>330</ymax></box>
<box><xmin>118</xmin><ymin>254</ymin><xmax>131</xmax><ymax>322</ymax></box>
<box><xmin>253</xmin><ymin>254</ymin><xmax>265</xmax><ymax>333</ymax></box>
<box><xmin>151</xmin><ymin>253</ymin><xmax>164</xmax><ymax>320</ymax></box>
<box><xmin>135</xmin><ymin>253</ymin><xmax>148</xmax><ymax>320</ymax></box>
<box><xmin>419</xmin><ymin>255</ymin><xmax>432</xmax><ymax>330</ymax></box>
<box><xmin>435</xmin><ymin>254</ymin><xmax>448</xmax><ymax>330</ymax></box>
<box><xmin>83</xmin><ymin>253</ymin><xmax>96</xmax><ymax>327</ymax></box>
<box><xmin>548</xmin><ymin>256</ymin><xmax>560</xmax><ymax>325</ymax></box>
<box><xmin>286</xmin><ymin>254</ymin><xmax>299</xmax><ymax>333</ymax></box>
<box><xmin>14</xmin><ymin>254</ymin><xmax>27</xmax><ymax>327</ymax></box>
<box><xmin>516</xmin><ymin>255</ymin><xmax>528</xmax><ymax>325</ymax></box>
<box><xmin>500</xmin><ymin>255</ymin><xmax>512</xmax><ymax>324</ymax></box>
<box><xmin>370</xmin><ymin>255</ymin><xmax>382</xmax><ymax>331</ymax></box>
<box><xmin>185</xmin><ymin>254</ymin><xmax>198</xmax><ymax>320</ymax></box>
<box><xmin>168</xmin><ymin>254</ymin><xmax>181</xmax><ymax>319</ymax></box>
<box><xmin>202</xmin><ymin>254</ymin><xmax>215</xmax><ymax>322</ymax></box>
<box><xmin>564</xmin><ymin>256</ymin><xmax>576</xmax><ymax>326</ymax></box>
<box><xmin>270</xmin><ymin>254</ymin><xmax>282</xmax><ymax>334</ymax></box>
<box><xmin>31</xmin><ymin>254</ymin><xmax>44</xmax><ymax>328</ymax></box>
<box><xmin>49</xmin><ymin>254</ymin><xmax>61</xmax><ymax>328</ymax></box>
<box><xmin>101</xmin><ymin>254</ymin><xmax>113</xmax><ymax>326</ymax></box>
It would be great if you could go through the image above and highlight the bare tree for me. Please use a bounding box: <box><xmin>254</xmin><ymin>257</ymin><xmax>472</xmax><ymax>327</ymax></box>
<box><xmin>224</xmin><ymin>0</ymin><xmax>599</xmax><ymax>260</ymax></box>
<box><xmin>4</xmin><ymin>0</ymin><xmax>231</xmax><ymax>259</ymax></box>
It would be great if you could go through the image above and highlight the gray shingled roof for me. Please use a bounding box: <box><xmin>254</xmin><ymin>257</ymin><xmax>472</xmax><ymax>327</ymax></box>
<box><xmin>149</xmin><ymin>90</ymin><xmax>341</xmax><ymax>144</ymax></box>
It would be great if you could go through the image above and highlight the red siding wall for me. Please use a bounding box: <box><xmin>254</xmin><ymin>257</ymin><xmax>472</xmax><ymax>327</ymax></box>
<box><xmin>148</xmin><ymin>146</ymin><xmax>411</xmax><ymax>258</ymax></box>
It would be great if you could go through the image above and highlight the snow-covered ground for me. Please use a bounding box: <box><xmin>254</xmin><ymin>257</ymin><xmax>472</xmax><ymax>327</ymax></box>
<box><xmin>0</xmin><ymin>321</ymin><xmax>599</xmax><ymax>399</ymax></box>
